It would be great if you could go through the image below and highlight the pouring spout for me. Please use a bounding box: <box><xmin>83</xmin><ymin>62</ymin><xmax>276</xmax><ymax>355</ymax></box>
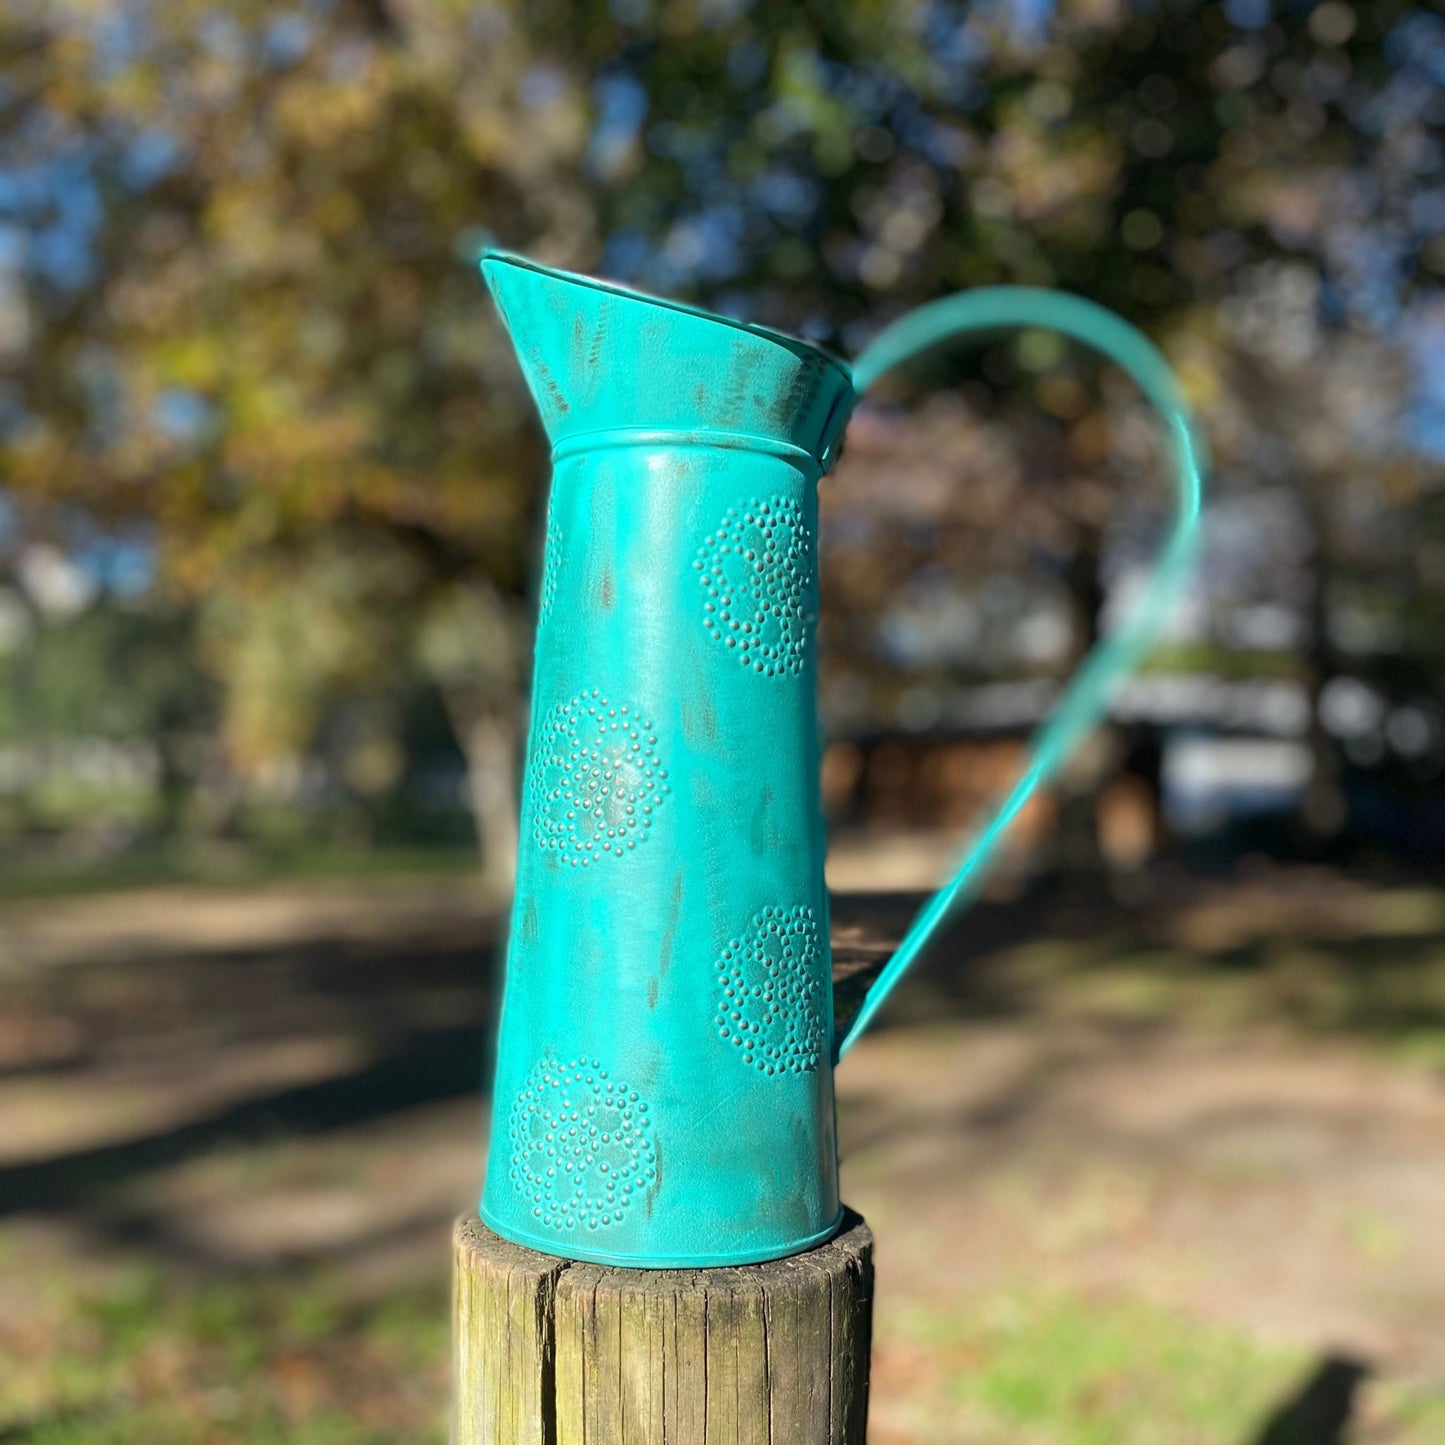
<box><xmin>479</xmin><ymin>249</ymin><xmax>854</xmax><ymax>463</ymax></box>
<box><xmin>479</xmin><ymin>251</ymin><xmax>596</xmax><ymax>443</ymax></box>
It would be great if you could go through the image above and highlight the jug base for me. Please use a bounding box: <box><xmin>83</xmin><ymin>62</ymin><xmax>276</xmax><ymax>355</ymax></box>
<box><xmin>477</xmin><ymin>1204</ymin><xmax>846</xmax><ymax>1270</ymax></box>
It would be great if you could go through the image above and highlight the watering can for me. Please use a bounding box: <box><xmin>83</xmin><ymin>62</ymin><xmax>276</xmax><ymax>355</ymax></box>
<box><xmin>478</xmin><ymin>249</ymin><xmax>1202</xmax><ymax>1267</ymax></box>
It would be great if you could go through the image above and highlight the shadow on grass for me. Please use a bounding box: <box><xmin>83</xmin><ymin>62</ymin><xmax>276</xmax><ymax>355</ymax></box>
<box><xmin>0</xmin><ymin>917</ymin><xmax>500</xmax><ymax>1268</ymax></box>
<box><xmin>1247</xmin><ymin>1354</ymin><xmax>1369</xmax><ymax>1445</ymax></box>
<box><xmin>831</xmin><ymin>872</ymin><xmax>1445</xmax><ymax>1176</ymax></box>
<box><xmin>0</xmin><ymin>1405</ymin><xmax>123</xmax><ymax>1443</ymax></box>
<box><xmin>830</xmin><ymin>873</ymin><xmax>1445</xmax><ymax>1057</ymax></box>
<box><xmin>0</xmin><ymin>1020</ymin><xmax>487</xmax><ymax>1217</ymax></box>
<box><xmin>3</xmin><ymin>867</ymin><xmax>1441</xmax><ymax>1278</ymax></box>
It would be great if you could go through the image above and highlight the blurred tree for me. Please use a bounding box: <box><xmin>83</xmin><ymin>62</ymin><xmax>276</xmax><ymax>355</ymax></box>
<box><xmin>566</xmin><ymin>0</ymin><xmax>1444</xmax><ymax>845</ymax></box>
<box><xmin>583</xmin><ymin>0</ymin><xmax>1444</xmax><ymax>844</ymax></box>
<box><xmin>0</xmin><ymin>0</ymin><xmax>591</xmax><ymax>879</ymax></box>
<box><xmin>0</xmin><ymin>586</ymin><xmax>213</xmax><ymax>832</ymax></box>
<box><xmin>2</xmin><ymin>0</ymin><xmax>1442</xmax><ymax>872</ymax></box>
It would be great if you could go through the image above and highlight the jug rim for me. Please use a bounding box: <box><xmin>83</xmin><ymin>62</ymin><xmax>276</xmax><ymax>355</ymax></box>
<box><xmin>481</xmin><ymin>248</ymin><xmax>854</xmax><ymax>389</ymax></box>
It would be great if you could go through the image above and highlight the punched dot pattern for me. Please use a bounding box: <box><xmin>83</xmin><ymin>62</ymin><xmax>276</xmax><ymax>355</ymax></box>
<box><xmin>509</xmin><ymin>1056</ymin><xmax>657</xmax><ymax>1232</ymax></box>
<box><xmin>694</xmin><ymin>498</ymin><xmax>813</xmax><ymax>676</ymax></box>
<box><xmin>715</xmin><ymin>904</ymin><xmax>826</xmax><ymax>1074</ymax></box>
<box><xmin>529</xmin><ymin>691</ymin><xmax>669</xmax><ymax>865</ymax></box>
<box><xmin>538</xmin><ymin>509</ymin><xmax>561</xmax><ymax>626</ymax></box>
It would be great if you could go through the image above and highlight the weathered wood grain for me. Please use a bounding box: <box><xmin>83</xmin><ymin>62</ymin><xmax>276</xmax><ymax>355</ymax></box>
<box><xmin>452</xmin><ymin>1211</ymin><xmax>873</xmax><ymax>1445</ymax></box>
<box><xmin>453</xmin><ymin>1215</ymin><xmax>569</xmax><ymax>1444</ymax></box>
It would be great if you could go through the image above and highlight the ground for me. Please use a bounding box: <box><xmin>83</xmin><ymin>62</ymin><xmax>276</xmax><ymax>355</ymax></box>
<box><xmin>0</xmin><ymin>845</ymin><xmax>1442</xmax><ymax>1443</ymax></box>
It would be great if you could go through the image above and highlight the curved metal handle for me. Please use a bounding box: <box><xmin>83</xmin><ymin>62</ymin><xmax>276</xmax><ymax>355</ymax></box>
<box><xmin>835</xmin><ymin>288</ymin><xmax>1205</xmax><ymax>1058</ymax></box>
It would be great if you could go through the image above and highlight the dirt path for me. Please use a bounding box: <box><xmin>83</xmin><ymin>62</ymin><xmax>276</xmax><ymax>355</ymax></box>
<box><xmin>1</xmin><ymin>861</ymin><xmax>1442</xmax><ymax>1441</ymax></box>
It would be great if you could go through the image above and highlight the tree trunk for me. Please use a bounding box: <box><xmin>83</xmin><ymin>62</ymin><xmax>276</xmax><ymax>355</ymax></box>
<box><xmin>1301</xmin><ymin>496</ymin><xmax>1346</xmax><ymax>839</ymax></box>
<box><xmin>1056</xmin><ymin>520</ymin><xmax>1110</xmax><ymax>878</ymax></box>
<box><xmin>445</xmin><ymin>691</ymin><xmax>521</xmax><ymax>892</ymax></box>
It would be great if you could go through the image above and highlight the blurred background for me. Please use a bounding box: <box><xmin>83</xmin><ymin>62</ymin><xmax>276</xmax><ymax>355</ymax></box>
<box><xmin>1</xmin><ymin>0</ymin><xmax>1443</xmax><ymax>1440</ymax></box>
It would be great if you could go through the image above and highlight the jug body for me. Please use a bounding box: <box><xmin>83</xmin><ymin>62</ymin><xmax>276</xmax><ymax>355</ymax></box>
<box><xmin>479</xmin><ymin>248</ymin><xmax>1205</xmax><ymax>1268</ymax></box>
<box><xmin>482</xmin><ymin>437</ymin><xmax>842</xmax><ymax>1265</ymax></box>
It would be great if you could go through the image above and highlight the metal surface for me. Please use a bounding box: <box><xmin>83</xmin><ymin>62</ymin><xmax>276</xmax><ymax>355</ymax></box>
<box><xmin>478</xmin><ymin>250</ymin><xmax>1203</xmax><ymax>1267</ymax></box>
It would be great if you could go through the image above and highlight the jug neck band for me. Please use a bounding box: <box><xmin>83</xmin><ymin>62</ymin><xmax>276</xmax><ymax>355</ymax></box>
<box><xmin>551</xmin><ymin>426</ymin><xmax>825</xmax><ymax>473</ymax></box>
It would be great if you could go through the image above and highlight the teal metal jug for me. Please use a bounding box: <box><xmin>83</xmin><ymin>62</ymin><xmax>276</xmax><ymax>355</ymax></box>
<box><xmin>479</xmin><ymin>249</ymin><xmax>1203</xmax><ymax>1267</ymax></box>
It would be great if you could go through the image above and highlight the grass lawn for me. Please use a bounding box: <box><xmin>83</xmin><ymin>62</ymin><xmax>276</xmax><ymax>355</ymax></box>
<box><xmin>7</xmin><ymin>1264</ymin><xmax>1444</xmax><ymax>1443</ymax></box>
<box><xmin>0</xmin><ymin>859</ymin><xmax>1442</xmax><ymax>1442</ymax></box>
<box><xmin>0</xmin><ymin>1256</ymin><xmax>448</xmax><ymax>1444</ymax></box>
<box><xmin>876</xmin><ymin>1290</ymin><xmax>1445</xmax><ymax>1445</ymax></box>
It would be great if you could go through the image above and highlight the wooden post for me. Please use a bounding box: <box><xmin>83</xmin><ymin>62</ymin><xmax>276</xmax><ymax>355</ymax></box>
<box><xmin>452</xmin><ymin>1210</ymin><xmax>873</xmax><ymax>1444</ymax></box>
